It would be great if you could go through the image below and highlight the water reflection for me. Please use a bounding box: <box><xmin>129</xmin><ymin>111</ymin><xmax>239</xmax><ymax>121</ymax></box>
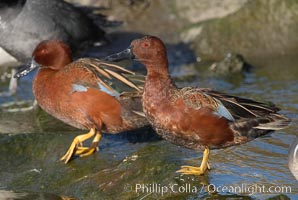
<box><xmin>0</xmin><ymin>190</ymin><xmax>76</xmax><ymax>200</ymax></box>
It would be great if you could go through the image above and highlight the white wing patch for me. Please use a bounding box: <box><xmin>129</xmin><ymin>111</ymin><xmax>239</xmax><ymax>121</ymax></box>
<box><xmin>72</xmin><ymin>83</ymin><xmax>120</xmax><ymax>97</ymax></box>
<box><xmin>98</xmin><ymin>82</ymin><xmax>120</xmax><ymax>97</ymax></box>
<box><xmin>72</xmin><ymin>84</ymin><xmax>88</xmax><ymax>92</ymax></box>
<box><xmin>215</xmin><ymin>100</ymin><xmax>234</xmax><ymax>121</ymax></box>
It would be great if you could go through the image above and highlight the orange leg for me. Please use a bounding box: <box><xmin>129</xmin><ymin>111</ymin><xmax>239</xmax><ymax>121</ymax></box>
<box><xmin>60</xmin><ymin>128</ymin><xmax>102</xmax><ymax>164</ymax></box>
<box><xmin>177</xmin><ymin>147</ymin><xmax>210</xmax><ymax>175</ymax></box>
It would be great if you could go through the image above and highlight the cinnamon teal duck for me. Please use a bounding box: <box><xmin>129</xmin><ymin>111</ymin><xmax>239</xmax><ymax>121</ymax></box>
<box><xmin>105</xmin><ymin>35</ymin><xmax>291</xmax><ymax>175</ymax></box>
<box><xmin>14</xmin><ymin>40</ymin><xmax>148</xmax><ymax>163</ymax></box>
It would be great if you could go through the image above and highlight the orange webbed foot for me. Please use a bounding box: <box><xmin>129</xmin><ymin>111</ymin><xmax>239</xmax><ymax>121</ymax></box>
<box><xmin>177</xmin><ymin>148</ymin><xmax>210</xmax><ymax>176</ymax></box>
<box><xmin>60</xmin><ymin>128</ymin><xmax>101</xmax><ymax>163</ymax></box>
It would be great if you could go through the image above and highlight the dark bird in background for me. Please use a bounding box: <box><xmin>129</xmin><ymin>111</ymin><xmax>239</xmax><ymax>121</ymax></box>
<box><xmin>0</xmin><ymin>0</ymin><xmax>120</xmax><ymax>96</ymax></box>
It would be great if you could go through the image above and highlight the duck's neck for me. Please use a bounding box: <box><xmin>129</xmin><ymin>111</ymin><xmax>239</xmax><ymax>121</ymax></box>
<box><xmin>33</xmin><ymin>68</ymin><xmax>58</xmax><ymax>98</ymax></box>
<box><xmin>144</xmin><ymin>62</ymin><xmax>175</xmax><ymax>101</ymax></box>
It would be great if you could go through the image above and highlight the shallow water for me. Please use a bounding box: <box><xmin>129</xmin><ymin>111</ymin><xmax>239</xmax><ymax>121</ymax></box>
<box><xmin>0</xmin><ymin>44</ymin><xmax>297</xmax><ymax>199</ymax></box>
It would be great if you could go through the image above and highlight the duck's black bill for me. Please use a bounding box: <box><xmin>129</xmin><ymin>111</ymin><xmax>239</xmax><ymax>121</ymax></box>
<box><xmin>14</xmin><ymin>59</ymin><xmax>39</xmax><ymax>78</ymax></box>
<box><xmin>105</xmin><ymin>47</ymin><xmax>134</xmax><ymax>62</ymax></box>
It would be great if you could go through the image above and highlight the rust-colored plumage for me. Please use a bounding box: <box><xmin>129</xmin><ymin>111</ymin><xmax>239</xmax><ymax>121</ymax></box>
<box><xmin>15</xmin><ymin>40</ymin><xmax>148</xmax><ymax>163</ymax></box>
<box><xmin>106</xmin><ymin>36</ymin><xmax>290</xmax><ymax>175</ymax></box>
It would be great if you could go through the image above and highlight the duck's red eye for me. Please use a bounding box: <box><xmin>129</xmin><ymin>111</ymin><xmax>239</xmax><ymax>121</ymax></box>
<box><xmin>142</xmin><ymin>42</ymin><xmax>150</xmax><ymax>48</ymax></box>
<box><xmin>40</xmin><ymin>49</ymin><xmax>47</xmax><ymax>54</ymax></box>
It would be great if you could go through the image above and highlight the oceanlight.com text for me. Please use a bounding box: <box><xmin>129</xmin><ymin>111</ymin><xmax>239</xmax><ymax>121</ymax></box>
<box><xmin>125</xmin><ymin>183</ymin><xmax>292</xmax><ymax>196</ymax></box>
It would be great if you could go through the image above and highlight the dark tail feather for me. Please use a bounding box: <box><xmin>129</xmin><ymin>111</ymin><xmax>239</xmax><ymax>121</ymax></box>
<box><xmin>254</xmin><ymin>113</ymin><xmax>291</xmax><ymax>130</ymax></box>
<box><xmin>231</xmin><ymin>113</ymin><xmax>291</xmax><ymax>140</ymax></box>
<box><xmin>200</xmin><ymin>89</ymin><xmax>290</xmax><ymax>145</ymax></box>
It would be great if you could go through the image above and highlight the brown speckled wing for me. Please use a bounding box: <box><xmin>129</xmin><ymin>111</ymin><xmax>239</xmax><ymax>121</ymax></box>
<box><xmin>170</xmin><ymin>87</ymin><xmax>218</xmax><ymax>110</ymax></box>
<box><xmin>171</xmin><ymin>87</ymin><xmax>290</xmax><ymax>130</ymax></box>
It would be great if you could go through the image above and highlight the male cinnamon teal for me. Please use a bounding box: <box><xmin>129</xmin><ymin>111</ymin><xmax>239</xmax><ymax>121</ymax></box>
<box><xmin>0</xmin><ymin>0</ymin><xmax>117</xmax><ymax>95</ymax></box>
<box><xmin>105</xmin><ymin>36</ymin><xmax>291</xmax><ymax>175</ymax></box>
<box><xmin>14</xmin><ymin>40</ymin><xmax>148</xmax><ymax>163</ymax></box>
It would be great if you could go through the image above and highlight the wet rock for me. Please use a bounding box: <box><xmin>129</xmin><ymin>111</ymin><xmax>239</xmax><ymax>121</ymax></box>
<box><xmin>268</xmin><ymin>194</ymin><xmax>291</xmax><ymax>200</ymax></box>
<box><xmin>175</xmin><ymin>0</ymin><xmax>248</xmax><ymax>23</ymax></box>
<box><xmin>0</xmin><ymin>103</ymin><xmax>77</xmax><ymax>134</ymax></box>
<box><xmin>0</xmin><ymin>102</ymin><xmax>39</xmax><ymax>134</ymax></box>
<box><xmin>209</xmin><ymin>53</ymin><xmax>253</xmax><ymax>76</ymax></box>
<box><xmin>0</xmin><ymin>190</ymin><xmax>74</xmax><ymax>200</ymax></box>
<box><xmin>68</xmin><ymin>0</ymin><xmax>185</xmax><ymax>42</ymax></box>
<box><xmin>70</xmin><ymin>0</ymin><xmax>298</xmax><ymax>62</ymax></box>
<box><xmin>186</xmin><ymin>0</ymin><xmax>298</xmax><ymax>60</ymax></box>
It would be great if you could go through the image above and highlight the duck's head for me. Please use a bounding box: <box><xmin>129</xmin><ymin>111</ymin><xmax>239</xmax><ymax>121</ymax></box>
<box><xmin>14</xmin><ymin>40</ymin><xmax>72</xmax><ymax>78</ymax></box>
<box><xmin>105</xmin><ymin>36</ymin><xmax>168</xmax><ymax>67</ymax></box>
